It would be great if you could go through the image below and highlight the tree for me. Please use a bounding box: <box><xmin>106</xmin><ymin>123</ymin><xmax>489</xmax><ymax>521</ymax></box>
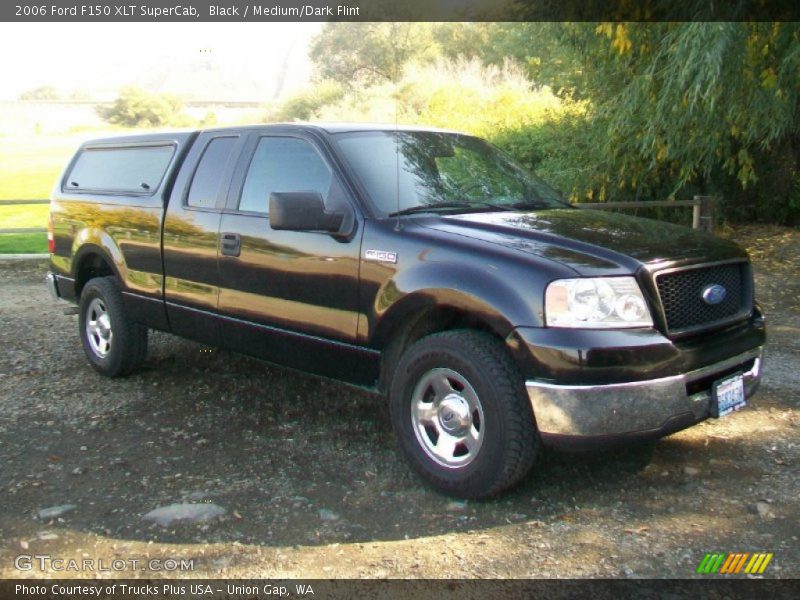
<box><xmin>435</xmin><ymin>23</ymin><xmax>586</xmax><ymax>96</ymax></box>
<box><xmin>557</xmin><ymin>22</ymin><xmax>800</xmax><ymax>221</ymax></box>
<box><xmin>97</xmin><ymin>87</ymin><xmax>189</xmax><ymax>127</ymax></box>
<box><xmin>310</xmin><ymin>23</ymin><xmax>440</xmax><ymax>86</ymax></box>
<box><xmin>302</xmin><ymin>20</ymin><xmax>800</xmax><ymax>223</ymax></box>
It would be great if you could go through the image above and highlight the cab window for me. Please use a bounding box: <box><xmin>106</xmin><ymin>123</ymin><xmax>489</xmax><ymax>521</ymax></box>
<box><xmin>238</xmin><ymin>137</ymin><xmax>332</xmax><ymax>214</ymax></box>
<box><xmin>187</xmin><ymin>136</ymin><xmax>238</xmax><ymax>209</ymax></box>
<box><xmin>65</xmin><ymin>145</ymin><xmax>174</xmax><ymax>194</ymax></box>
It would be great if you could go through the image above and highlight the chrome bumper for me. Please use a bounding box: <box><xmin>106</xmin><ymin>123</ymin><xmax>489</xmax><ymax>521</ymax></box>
<box><xmin>526</xmin><ymin>347</ymin><xmax>763</xmax><ymax>437</ymax></box>
<box><xmin>45</xmin><ymin>272</ymin><xmax>61</xmax><ymax>300</ymax></box>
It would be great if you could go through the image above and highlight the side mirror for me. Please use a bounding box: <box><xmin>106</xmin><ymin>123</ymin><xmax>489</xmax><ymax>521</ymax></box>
<box><xmin>269</xmin><ymin>192</ymin><xmax>345</xmax><ymax>233</ymax></box>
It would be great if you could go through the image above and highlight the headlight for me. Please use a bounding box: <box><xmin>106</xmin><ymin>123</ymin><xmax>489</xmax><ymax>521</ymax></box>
<box><xmin>545</xmin><ymin>276</ymin><xmax>653</xmax><ymax>328</ymax></box>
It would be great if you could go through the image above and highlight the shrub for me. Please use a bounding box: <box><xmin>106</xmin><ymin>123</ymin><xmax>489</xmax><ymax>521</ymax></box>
<box><xmin>267</xmin><ymin>81</ymin><xmax>346</xmax><ymax>122</ymax></box>
<box><xmin>19</xmin><ymin>86</ymin><xmax>60</xmax><ymax>101</ymax></box>
<box><xmin>97</xmin><ymin>87</ymin><xmax>190</xmax><ymax>127</ymax></box>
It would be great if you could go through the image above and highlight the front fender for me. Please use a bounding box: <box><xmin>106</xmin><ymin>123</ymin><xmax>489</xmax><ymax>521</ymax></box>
<box><xmin>369</xmin><ymin>261</ymin><xmax>541</xmax><ymax>348</ymax></box>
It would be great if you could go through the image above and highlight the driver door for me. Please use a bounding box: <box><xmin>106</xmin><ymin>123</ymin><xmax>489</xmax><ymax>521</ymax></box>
<box><xmin>216</xmin><ymin>132</ymin><xmax>370</xmax><ymax>382</ymax></box>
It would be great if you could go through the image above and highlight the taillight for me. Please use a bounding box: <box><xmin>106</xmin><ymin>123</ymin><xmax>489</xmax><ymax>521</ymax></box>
<box><xmin>47</xmin><ymin>214</ymin><xmax>55</xmax><ymax>254</ymax></box>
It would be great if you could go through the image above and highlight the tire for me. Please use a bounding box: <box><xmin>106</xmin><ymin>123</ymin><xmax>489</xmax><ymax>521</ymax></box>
<box><xmin>389</xmin><ymin>330</ymin><xmax>538</xmax><ymax>498</ymax></box>
<box><xmin>78</xmin><ymin>276</ymin><xmax>148</xmax><ymax>377</ymax></box>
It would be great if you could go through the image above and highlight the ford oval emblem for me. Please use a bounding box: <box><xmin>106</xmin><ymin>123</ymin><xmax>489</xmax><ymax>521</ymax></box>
<box><xmin>702</xmin><ymin>284</ymin><xmax>727</xmax><ymax>305</ymax></box>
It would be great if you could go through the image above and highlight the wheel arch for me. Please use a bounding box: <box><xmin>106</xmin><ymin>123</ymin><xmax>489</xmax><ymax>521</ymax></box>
<box><xmin>72</xmin><ymin>244</ymin><xmax>121</xmax><ymax>298</ymax></box>
<box><xmin>374</xmin><ymin>291</ymin><xmax>515</xmax><ymax>394</ymax></box>
<box><xmin>369</xmin><ymin>259</ymin><xmax>542</xmax><ymax>392</ymax></box>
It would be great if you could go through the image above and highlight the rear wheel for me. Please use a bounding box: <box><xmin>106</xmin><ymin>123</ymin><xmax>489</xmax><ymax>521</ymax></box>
<box><xmin>79</xmin><ymin>276</ymin><xmax>147</xmax><ymax>377</ymax></box>
<box><xmin>389</xmin><ymin>330</ymin><xmax>538</xmax><ymax>498</ymax></box>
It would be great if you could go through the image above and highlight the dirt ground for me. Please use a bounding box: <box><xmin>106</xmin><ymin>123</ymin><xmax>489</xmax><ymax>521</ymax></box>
<box><xmin>0</xmin><ymin>225</ymin><xmax>797</xmax><ymax>579</ymax></box>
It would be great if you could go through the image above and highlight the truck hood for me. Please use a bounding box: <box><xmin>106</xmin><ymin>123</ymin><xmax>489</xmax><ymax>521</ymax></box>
<box><xmin>416</xmin><ymin>208</ymin><xmax>747</xmax><ymax>275</ymax></box>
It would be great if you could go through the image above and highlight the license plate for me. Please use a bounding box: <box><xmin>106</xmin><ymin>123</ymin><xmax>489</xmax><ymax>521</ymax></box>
<box><xmin>711</xmin><ymin>373</ymin><xmax>746</xmax><ymax>418</ymax></box>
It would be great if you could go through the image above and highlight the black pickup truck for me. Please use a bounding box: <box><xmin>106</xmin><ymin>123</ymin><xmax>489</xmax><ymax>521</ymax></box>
<box><xmin>46</xmin><ymin>123</ymin><xmax>765</xmax><ymax>498</ymax></box>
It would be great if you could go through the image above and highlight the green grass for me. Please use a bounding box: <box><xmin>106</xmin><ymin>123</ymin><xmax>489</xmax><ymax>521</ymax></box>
<box><xmin>0</xmin><ymin>203</ymin><xmax>49</xmax><ymax>228</ymax></box>
<box><xmin>0</xmin><ymin>133</ymin><xmax>80</xmax><ymax>250</ymax></box>
<box><xmin>0</xmin><ymin>127</ymin><xmax>146</xmax><ymax>255</ymax></box>
<box><xmin>0</xmin><ymin>233</ymin><xmax>48</xmax><ymax>254</ymax></box>
<box><xmin>0</xmin><ymin>134</ymin><xmax>81</xmax><ymax>200</ymax></box>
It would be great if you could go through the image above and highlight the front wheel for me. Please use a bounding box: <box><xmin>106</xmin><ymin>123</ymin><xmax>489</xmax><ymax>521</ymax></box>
<box><xmin>79</xmin><ymin>276</ymin><xmax>147</xmax><ymax>377</ymax></box>
<box><xmin>389</xmin><ymin>330</ymin><xmax>538</xmax><ymax>498</ymax></box>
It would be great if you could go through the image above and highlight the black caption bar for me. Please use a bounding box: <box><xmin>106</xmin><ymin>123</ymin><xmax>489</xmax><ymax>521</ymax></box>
<box><xmin>3</xmin><ymin>579</ymin><xmax>800</xmax><ymax>600</ymax></box>
<box><xmin>4</xmin><ymin>0</ymin><xmax>800</xmax><ymax>22</ymax></box>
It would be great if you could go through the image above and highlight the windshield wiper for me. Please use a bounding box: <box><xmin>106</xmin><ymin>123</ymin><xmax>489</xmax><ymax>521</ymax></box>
<box><xmin>388</xmin><ymin>202</ymin><xmax>475</xmax><ymax>217</ymax></box>
<box><xmin>388</xmin><ymin>201</ymin><xmax>519</xmax><ymax>217</ymax></box>
<box><xmin>506</xmin><ymin>200</ymin><xmax>563</xmax><ymax>211</ymax></box>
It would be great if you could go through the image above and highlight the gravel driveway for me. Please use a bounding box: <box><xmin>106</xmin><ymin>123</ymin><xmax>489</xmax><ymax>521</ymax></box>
<box><xmin>0</xmin><ymin>225</ymin><xmax>798</xmax><ymax>579</ymax></box>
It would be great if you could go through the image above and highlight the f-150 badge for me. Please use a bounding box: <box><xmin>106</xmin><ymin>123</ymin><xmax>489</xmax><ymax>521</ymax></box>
<box><xmin>365</xmin><ymin>249</ymin><xmax>397</xmax><ymax>264</ymax></box>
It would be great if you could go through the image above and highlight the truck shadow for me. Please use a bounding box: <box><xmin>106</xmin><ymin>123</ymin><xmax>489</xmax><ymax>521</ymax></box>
<box><xmin>2</xmin><ymin>333</ymin><xmax>785</xmax><ymax>550</ymax></box>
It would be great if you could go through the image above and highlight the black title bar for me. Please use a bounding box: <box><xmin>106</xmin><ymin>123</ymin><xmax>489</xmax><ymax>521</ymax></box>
<box><xmin>4</xmin><ymin>0</ymin><xmax>800</xmax><ymax>22</ymax></box>
<box><xmin>3</xmin><ymin>579</ymin><xmax>800</xmax><ymax>600</ymax></box>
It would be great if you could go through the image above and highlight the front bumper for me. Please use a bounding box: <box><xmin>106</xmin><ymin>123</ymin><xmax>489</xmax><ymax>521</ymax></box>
<box><xmin>527</xmin><ymin>347</ymin><xmax>762</xmax><ymax>447</ymax></box>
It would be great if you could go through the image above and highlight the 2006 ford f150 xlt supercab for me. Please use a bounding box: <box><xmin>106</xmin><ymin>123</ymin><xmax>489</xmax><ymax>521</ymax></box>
<box><xmin>46</xmin><ymin>123</ymin><xmax>765</xmax><ymax>498</ymax></box>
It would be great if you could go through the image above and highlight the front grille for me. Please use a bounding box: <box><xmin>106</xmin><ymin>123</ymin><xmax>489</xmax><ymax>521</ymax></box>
<box><xmin>655</xmin><ymin>262</ymin><xmax>750</xmax><ymax>335</ymax></box>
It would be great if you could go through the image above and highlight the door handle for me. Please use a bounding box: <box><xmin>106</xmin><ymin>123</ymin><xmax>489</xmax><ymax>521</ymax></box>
<box><xmin>220</xmin><ymin>232</ymin><xmax>241</xmax><ymax>257</ymax></box>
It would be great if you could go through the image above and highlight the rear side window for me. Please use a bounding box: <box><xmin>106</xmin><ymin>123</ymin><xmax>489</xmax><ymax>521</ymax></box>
<box><xmin>239</xmin><ymin>137</ymin><xmax>332</xmax><ymax>214</ymax></box>
<box><xmin>65</xmin><ymin>145</ymin><xmax>175</xmax><ymax>194</ymax></box>
<box><xmin>187</xmin><ymin>136</ymin><xmax>238</xmax><ymax>209</ymax></box>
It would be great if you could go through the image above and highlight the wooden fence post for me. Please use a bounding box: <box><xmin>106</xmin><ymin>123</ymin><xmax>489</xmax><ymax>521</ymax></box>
<box><xmin>692</xmin><ymin>199</ymin><xmax>701</xmax><ymax>230</ymax></box>
<box><xmin>693</xmin><ymin>195</ymin><xmax>715</xmax><ymax>233</ymax></box>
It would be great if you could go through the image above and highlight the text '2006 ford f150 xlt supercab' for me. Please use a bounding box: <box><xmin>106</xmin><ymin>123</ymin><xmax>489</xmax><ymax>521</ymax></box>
<box><xmin>46</xmin><ymin>123</ymin><xmax>765</xmax><ymax>498</ymax></box>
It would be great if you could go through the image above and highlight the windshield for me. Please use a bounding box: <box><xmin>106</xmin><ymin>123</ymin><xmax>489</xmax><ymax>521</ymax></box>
<box><xmin>334</xmin><ymin>130</ymin><xmax>568</xmax><ymax>217</ymax></box>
